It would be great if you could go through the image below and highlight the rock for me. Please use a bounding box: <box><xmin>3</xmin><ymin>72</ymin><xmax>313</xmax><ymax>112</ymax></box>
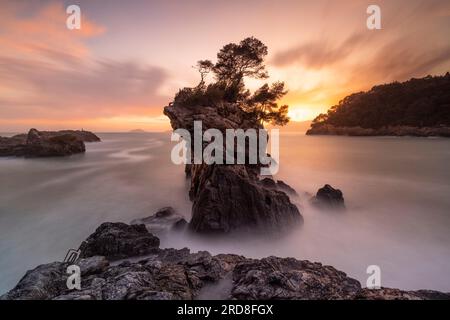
<box><xmin>276</xmin><ymin>180</ymin><xmax>298</xmax><ymax>197</ymax></box>
<box><xmin>356</xmin><ymin>288</ymin><xmax>450</xmax><ymax>300</ymax></box>
<box><xmin>173</xmin><ymin>218</ymin><xmax>188</xmax><ymax>230</ymax></box>
<box><xmin>189</xmin><ymin>165</ymin><xmax>302</xmax><ymax>233</ymax></box>
<box><xmin>231</xmin><ymin>256</ymin><xmax>361</xmax><ymax>300</ymax></box>
<box><xmin>164</xmin><ymin>101</ymin><xmax>303</xmax><ymax>234</ymax></box>
<box><xmin>0</xmin><ymin>262</ymin><xmax>68</xmax><ymax>300</ymax></box>
<box><xmin>311</xmin><ymin>184</ymin><xmax>345</xmax><ymax>209</ymax></box>
<box><xmin>2</xmin><ymin>221</ymin><xmax>449</xmax><ymax>300</ymax></box>
<box><xmin>79</xmin><ymin>222</ymin><xmax>160</xmax><ymax>260</ymax></box>
<box><xmin>0</xmin><ymin>129</ymin><xmax>100</xmax><ymax>158</ymax></box>
<box><xmin>130</xmin><ymin>207</ymin><xmax>188</xmax><ymax>234</ymax></box>
<box><xmin>77</xmin><ymin>256</ymin><xmax>109</xmax><ymax>276</ymax></box>
<box><xmin>57</xmin><ymin>130</ymin><xmax>101</xmax><ymax>142</ymax></box>
<box><xmin>260</xmin><ymin>178</ymin><xmax>298</xmax><ymax>197</ymax></box>
<box><xmin>24</xmin><ymin>129</ymin><xmax>85</xmax><ymax>157</ymax></box>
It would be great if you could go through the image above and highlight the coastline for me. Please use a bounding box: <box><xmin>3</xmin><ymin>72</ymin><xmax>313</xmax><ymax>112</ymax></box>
<box><xmin>306</xmin><ymin>125</ymin><xmax>450</xmax><ymax>137</ymax></box>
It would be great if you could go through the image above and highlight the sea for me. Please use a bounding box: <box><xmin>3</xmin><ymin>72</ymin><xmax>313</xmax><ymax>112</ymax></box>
<box><xmin>1</xmin><ymin>132</ymin><xmax>450</xmax><ymax>294</ymax></box>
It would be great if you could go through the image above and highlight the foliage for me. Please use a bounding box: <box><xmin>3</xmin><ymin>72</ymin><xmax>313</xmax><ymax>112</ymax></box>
<box><xmin>244</xmin><ymin>82</ymin><xmax>290</xmax><ymax>125</ymax></box>
<box><xmin>311</xmin><ymin>73</ymin><xmax>450</xmax><ymax>129</ymax></box>
<box><xmin>173</xmin><ymin>37</ymin><xmax>290</xmax><ymax>126</ymax></box>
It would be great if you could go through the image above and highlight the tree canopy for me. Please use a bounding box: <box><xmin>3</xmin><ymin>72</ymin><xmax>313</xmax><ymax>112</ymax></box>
<box><xmin>311</xmin><ymin>73</ymin><xmax>450</xmax><ymax>129</ymax></box>
<box><xmin>174</xmin><ymin>37</ymin><xmax>290</xmax><ymax>126</ymax></box>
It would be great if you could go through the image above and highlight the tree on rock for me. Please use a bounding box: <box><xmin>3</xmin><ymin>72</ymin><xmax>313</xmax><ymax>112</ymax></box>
<box><xmin>175</xmin><ymin>37</ymin><xmax>291</xmax><ymax>127</ymax></box>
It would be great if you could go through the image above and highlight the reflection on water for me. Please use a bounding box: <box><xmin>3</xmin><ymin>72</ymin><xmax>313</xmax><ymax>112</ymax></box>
<box><xmin>0</xmin><ymin>132</ymin><xmax>450</xmax><ymax>294</ymax></box>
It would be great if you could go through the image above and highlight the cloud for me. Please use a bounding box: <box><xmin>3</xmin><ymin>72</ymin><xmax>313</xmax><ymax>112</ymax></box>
<box><xmin>0</xmin><ymin>1</ymin><xmax>169</xmax><ymax>126</ymax></box>
<box><xmin>272</xmin><ymin>33</ymin><xmax>369</xmax><ymax>69</ymax></box>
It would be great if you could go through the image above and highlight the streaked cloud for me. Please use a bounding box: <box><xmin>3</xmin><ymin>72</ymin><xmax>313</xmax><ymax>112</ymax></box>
<box><xmin>0</xmin><ymin>2</ymin><xmax>170</xmax><ymax>131</ymax></box>
<box><xmin>1</xmin><ymin>0</ymin><xmax>449</xmax><ymax>130</ymax></box>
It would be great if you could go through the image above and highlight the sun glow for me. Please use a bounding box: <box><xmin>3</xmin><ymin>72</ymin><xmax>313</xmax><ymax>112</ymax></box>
<box><xmin>288</xmin><ymin>107</ymin><xmax>317</xmax><ymax>122</ymax></box>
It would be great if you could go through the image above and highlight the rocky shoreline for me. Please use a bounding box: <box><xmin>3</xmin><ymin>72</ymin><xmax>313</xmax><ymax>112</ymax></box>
<box><xmin>0</xmin><ymin>129</ymin><xmax>100</xmax><ymax>158</ymax></box>
<box><xmin>306</xmin><ymin>125</ymin><xmax>450</xmax><ymax>137</ymax></box>
<box><xmin>2</xmin><ymin>218</ymin><xmax>449</xmax><ymax>300</ymax></box>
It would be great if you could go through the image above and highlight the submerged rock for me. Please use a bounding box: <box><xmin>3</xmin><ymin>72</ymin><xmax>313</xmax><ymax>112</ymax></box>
<box><xmin>0</xmin><ymin>128</ymin><xmax>100</xmax><ymax>158</ymax></box>
<box><xmin>311</xmin><ymin>184</ymin><xmax>345</xmax><ymax>209</ymax></box>
<box><xmin>130</xmin><ymin>207</ymin><xmax>188</xmax><ymax>234</ymax></box>
<box><xmin>2</xmin><ymin>221</ymin><xmax>449</xmax><ymax>300</ymax></box>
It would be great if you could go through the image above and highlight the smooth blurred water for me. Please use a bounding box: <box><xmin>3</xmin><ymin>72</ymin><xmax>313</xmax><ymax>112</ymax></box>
<box><xmin>1</xmin><ymin>132</ymin><xmax>450</xmax><ymax>294</ymax></box>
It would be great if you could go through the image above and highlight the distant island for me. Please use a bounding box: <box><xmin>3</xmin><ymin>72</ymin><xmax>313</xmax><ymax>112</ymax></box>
<box><xmin>307</xmin><ymin>73</ymin><xmax>450</xmax><ymax>137</ymax></box>
<box><xmin>0</xmin><ymin>129</ymin><xmax>100</xmax><ymax>158</ymax></box>
<box><xmin>129</xmin><ymin>129</ymin><xmax>147</xmax><ymax>133</ymax></box>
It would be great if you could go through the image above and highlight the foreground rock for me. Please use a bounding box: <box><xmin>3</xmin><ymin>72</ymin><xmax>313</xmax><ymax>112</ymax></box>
<box><xmin>311</xmin><ymin>184</ymin><xmax>345</xmax><ymax>210</ymax></box>
<box><xmin>2</xmin><ymin>221</ymin><xmax>449</xmax><ymax>300</ymax></box>
<box><xmin>0</xmin><ymin>129</ymin><xmax>100</xmax><ymax>158</ymax></box>
<box><xmin>79</xmin><ymin>223</ymin><xmax>160</xmax><ymax>260</ymax></box>
<box><xmin>164</xmin><ymin>101</ymin><xmax>302</xmax><ymax>234</ymax></box>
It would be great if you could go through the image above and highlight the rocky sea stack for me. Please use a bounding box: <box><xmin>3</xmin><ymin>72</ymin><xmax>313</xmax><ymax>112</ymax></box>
<box><xmin>164</xmin><ymin>101</ymin><xmax>302</xmax><ymax>234</ymax></box>
<box><xmin>0</xmin><ymin>129</ymin><xmax>100</xmax><ymax>158</ymax></box>
<box><xmin>2</xmin><ymin>220</ymin><xmax>449</xmax><ymax>300</ymax></box>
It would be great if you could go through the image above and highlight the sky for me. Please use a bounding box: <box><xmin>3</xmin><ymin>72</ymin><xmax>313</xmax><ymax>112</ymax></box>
<box><xmin>1</xmin><ymin>0</ymin><xmax>450</xmax><ymax>132</ymax></box>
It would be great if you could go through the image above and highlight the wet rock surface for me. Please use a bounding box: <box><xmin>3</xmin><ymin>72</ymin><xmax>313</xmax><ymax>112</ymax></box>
<box><xmin>3</xmin><ymin>221</ymin><xmax>448</xmax><ymax>300</ymax></box>
<box><xmin>0</xmin><ymin>129</ymin><xmax>100</xmax><ymax>158</ymax></box>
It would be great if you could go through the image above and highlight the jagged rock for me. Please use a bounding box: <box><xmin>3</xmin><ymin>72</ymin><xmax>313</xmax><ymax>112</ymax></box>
<box><xmin>356</xmin><ymin>288</ymin><xmax>450</xmax><ymax>300</ymax></box>
<box><xmin>130</xmin><ymin>207</ymin><xmax>188</xmax><ymax>234</ymax></box>
<box><xmin>79</xmin><ymin>222</ymin><xmax>160</xmax><ymax>260</ymax></box>
<box><xmin>24</xmin><ymin>129</ymin><xmax>85</xmax><ymax>157</ymax></box>
<box><xmin>231</xmin><ymin>257</ymin><xmax>361</xmax><ymax>300</ymax></box>
<box><xmin>311</xmin><ymin>184</ymin><xmax>345</xmax><ymax>209</ymax></box>
<box><xmin>0</xmin><ymin>128</ymin><xmax>101</xmax><ymax>157</ymax></box>
<box><xmin>2</xmin><ymin>221</ymin><xmax>449</xmax><ymax>300</ymax></box>
<box><xmin>77</xmin><ymin>256</ymin><xmax>109</xmax><ymax>276</ymax></box>
<box><xmin>164</xmin><ymin>101</ymin><xmax>302</xmax><ymax>234</ymax></box>
<box><xmin>260</xmin><ymin>178</ymin><xmax>298</xmax><ymax>197</ymax></box>
<box><xmin>0</xmin><ymin>262</ymin><xmax>68</xmax><ymax>300</ymax></box>
<box><xmin>276</xmin><ymin>180</ymin><xmax>298</xmax><ymax>197</ymax></box>
<box><xmin>189</xmin><ymin>165</ymin><xmax>302</xmax><ymax>233</ymax></box>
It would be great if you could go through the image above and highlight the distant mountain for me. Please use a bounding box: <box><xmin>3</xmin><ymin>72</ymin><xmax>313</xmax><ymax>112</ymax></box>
<box><xmin>129</xmin><ymin>129</ymin><xmax>147</xmax><ymax>133</ymax></box>
<box><xmin>307</xmin><ymin>73</ymin><xmax>450</xmax><ymax>137</ymax></box>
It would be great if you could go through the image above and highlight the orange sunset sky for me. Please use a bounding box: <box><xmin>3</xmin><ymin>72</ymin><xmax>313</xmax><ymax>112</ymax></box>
<box><xmin>1</xmin><ymin>0</ymin><xmax>450</xmax><ymax>132</ymax></box>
